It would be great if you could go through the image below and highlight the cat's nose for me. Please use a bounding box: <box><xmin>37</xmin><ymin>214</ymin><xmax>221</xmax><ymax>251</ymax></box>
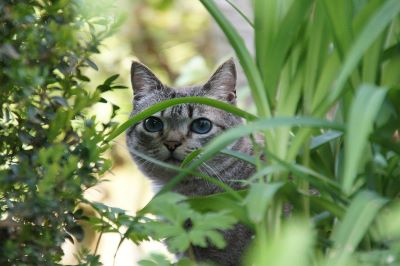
<box><xmin>164</xmin><ymin>141</ymin><xmax>181</xmax><ymax>152</ymax></box>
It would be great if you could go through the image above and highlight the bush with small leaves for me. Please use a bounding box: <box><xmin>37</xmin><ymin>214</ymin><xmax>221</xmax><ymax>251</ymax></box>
<box><xmin>0</xmin><ymin>0</ymin><xmax>123</xmax><ymax>264</ymax></box>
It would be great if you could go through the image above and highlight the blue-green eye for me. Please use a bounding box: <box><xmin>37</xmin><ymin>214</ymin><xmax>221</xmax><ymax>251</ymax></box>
<box><xmin>190</xmin><ymin>118</ymin><xmax>212</xmax><ymax>134</ymax></box>
<box><xmin>143</xmin><ymin>116</ymin><xmax>163</xmax><ymax>132</ymax></box>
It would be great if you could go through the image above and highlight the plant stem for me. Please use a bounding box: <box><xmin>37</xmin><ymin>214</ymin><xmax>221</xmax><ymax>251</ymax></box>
<box><xmin>301</xmin><ymin>141</ymin><xmax>311</xmax><ymax>218</ymax></box>
<box><xmin>94</xmin><ymin>228</ymin><xmax>104</xmax><ymax>255</ymax></box>
<box><xmin>188</xmin><ymin>245</ymin><xmax>197</xmax><ymax>262</ymax></box>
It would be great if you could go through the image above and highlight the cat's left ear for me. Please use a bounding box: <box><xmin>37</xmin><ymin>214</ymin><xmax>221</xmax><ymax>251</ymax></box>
<box><xmin>203</xmin><ymin>58</ymin><xmax>237</xmax><ymax>104</ymax></box>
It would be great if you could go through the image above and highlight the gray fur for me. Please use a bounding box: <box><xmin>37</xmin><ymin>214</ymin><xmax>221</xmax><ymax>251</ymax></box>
<box><xmin>126</xmin><ymin>59</ymin><xmax>255</xmax><ymax>266</ymax></box>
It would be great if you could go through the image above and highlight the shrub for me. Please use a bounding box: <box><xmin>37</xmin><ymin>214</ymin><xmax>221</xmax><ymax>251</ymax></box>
<box><xmin>0</xmin><ymin>0</ymin><xmax>122</xmax><ymax>264</ymax></box>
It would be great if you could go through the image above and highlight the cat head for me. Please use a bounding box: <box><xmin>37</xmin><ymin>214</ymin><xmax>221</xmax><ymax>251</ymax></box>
<box><xmin>126</xmin><ymin>59</ymin><xmax>242</xmax><ymax>184</ymax></box>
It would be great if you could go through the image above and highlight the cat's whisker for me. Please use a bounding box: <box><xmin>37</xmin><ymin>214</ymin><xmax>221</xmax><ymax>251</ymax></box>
<box><xmin>197</xmin><ymin>166</ymin><xmax>213</xmax><ymax>191</ymax></box>
<box><xmin>201</xmin><ymin>162</ymin><xmax>224</xmax><ymax>185</ymax></box>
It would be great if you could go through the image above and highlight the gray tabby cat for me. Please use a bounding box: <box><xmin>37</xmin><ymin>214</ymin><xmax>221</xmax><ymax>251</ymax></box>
<box><xmin>126</xmin><ymin>59</ymin><xmax>255</xmax><ymax>266</ymax></box>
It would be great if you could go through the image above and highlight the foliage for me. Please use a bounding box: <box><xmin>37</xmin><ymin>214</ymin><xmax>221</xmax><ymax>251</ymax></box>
<box><xmin>2</xmin><ymin>0</ymin><xmax>400</xmax><ymax>265</ymax></box>
<box><xmin>0</xmin><ymin>0</ymin><xmax>123</xmax><ymax>264</ymax></box>
<box><xmin>88</xmin><ymin>192</ymin><xmax>235</xmax><ymax>257</ymax></box>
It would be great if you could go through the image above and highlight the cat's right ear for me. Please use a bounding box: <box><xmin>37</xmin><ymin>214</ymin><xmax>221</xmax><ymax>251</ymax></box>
<box><xmin>131</xmin><ymin>61</ymin><xmax>163</xmax><ymax>101</ymax></box>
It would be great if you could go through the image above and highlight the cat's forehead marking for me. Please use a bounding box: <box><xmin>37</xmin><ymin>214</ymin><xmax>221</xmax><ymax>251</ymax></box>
<box><xmin>162</xmin><ymin>104</ymin><xmax>194</xmax><ymax>120</ymax></box>
<box><xmin>188</xmin><ymin>105</ymin><xmax>193</xmax><ymax>118</ymax></box>
<box><xmin>170</xmin><ymin>105</ymin><xmax>183</xmax><ymax>117</ymax></box>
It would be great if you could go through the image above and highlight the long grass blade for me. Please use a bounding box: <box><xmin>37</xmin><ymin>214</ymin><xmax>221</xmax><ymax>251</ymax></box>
<box><xmin>256</xmin><ymin>0</ymin><xmax>313</xmax><ymax>101</ymax></box>
<box><xmin>310</xmin><ymin>131</ymin><xmax>343</xmax><ymax>150</ymax></box>
<box><xmin>315</xmin><ymin>0</ymin><xmax>400</xmax><ymax>116</ymax></box>
<box><xmin>200</xmin><ymin>0</ymin><xmax>271</xmax><ymax>118</ymax></box>
<box><xmin>221</xmin><ymin>149</ymin><xmax>258</xmax><ymax>165</ymax></box>
<box><xmin>320</xmin><ymin>0</ymin><xmax>354</xmax><ymax>58</ymax></box>
<box><xmin>106</xmin><ymin>96</ymin><xmax>257</xmax><ymax>142</ymax></box>
<box><xmin>326</xmin><ymin>191</ymin><xmax>388</xmax><ymax>266</ymax></box>
<box><xmin>225</xmin><ymin>0</ymin><xmax>254</xmax><ymax>28</ymax></box>
<box><xmin>342</xmin><ymin>85</ymin><xmax>387</xmax><ymax>194</ymax></box>
<box><xmin>244</xmin><ymin>182</ymin><xmax>284</xmax><ymax>223</ymax></box>
<box><xmin>248</xmin><ymin>219</ymin><xmax>315</xmax><ymax>266</ymax></box>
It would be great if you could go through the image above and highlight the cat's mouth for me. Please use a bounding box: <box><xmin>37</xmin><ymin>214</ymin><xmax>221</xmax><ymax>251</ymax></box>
<box><xmin>165</xmin><ymin>156</ymin><xmax>182</xmax><ymax>165</ymax></box>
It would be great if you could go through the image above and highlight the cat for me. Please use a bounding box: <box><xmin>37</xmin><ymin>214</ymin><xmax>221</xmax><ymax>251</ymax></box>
<box><xmin>126</xmin><ymin>59</ymin><xmax>255</xmax><ymax>266</ymax></box>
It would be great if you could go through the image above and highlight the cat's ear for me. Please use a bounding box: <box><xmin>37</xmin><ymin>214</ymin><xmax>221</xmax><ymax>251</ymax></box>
<box><xmin>203</xmin><ymin>58</ymin><xmax>237</xmax><ymax>104</ymax></box>
<box><xmin>131</xmin><ymin>61</ymin><xmax>163</xmax><ymax>101</ymax></box>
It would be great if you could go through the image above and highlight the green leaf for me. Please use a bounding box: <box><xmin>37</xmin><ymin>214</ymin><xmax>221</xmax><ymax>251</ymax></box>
<box><xmin>85</xmin><ymin>58</ymin><xmax>99</xmax><ymax>71</ymax></box>
<box><xmin>138</xmin><ymin>253</ymin><xmax>173</xmax><ymax>266</ymax></box>
<box><xmin>110</xmin><ymin>85</ymin><xmax>128</xmax><ymax>89</ymax></box>
<box><xmin>104</xmin><ymin>74</ymin><xmax>119</xmax><ymax>85</ymax></box>
<box><xmin>142</xmin><ymin>192</ymin><xmax>236</xmax><ymax>252</ymax></box>
<box><xmin>326</xmin><ymin>191</ymin><xmax>388</xmax><ymax>266</ymax></box>
<box><xmin>187</xmin><ymin>190</ymin><xmax>251</xmax><ymax>226</ymax></box>
<box><xmin>47</xmin><ymin>109</ymin><xmax>72</xmax><ymax>142</ymax></box>
<box><xmin>261</xmin><ymin>150</ymin><xmax>341</xmax><ymax>193</ymax></box>
<box><xmin>373</xmin><ymin>201</ymin><xmax>400</xmax><ymax>242</ymax></box>
<box><xmin>255</xmin><ymin>0</ymin><xmax>312</xmax><ymax>102</ymax></box>
<box><xmin>181</xmin><ymin>148</ymin><xmax>202</xmax><ymax>167</ymax></box>
<box><xmin>315</xmin><ymin>0</ymin><xmax>400</xmax><ymax>115</ymax></box>
<box><xmin>225</xmin><ymin>0</ymin><xmax>253</xmax><ymax>27</ymax></box>
<box><xmin>221</xmin><ymin>149</ymin><xmax>258</xmax><ymax>165</ymax></box>
<box><xmin>320</xmin><ymin>0</ymin><xmax>354</xmax><ymax>58</ymax></box>
<box><xmin>310</xmin><ymin>131</ymin><xmax>343</xmax><ymax>150</ymax></box>
<box><xmin>200</xmin><ymin>0</ymin><xmax>271</xmax><ymax>118</ymax></box>
<box><xmin>308</xmin><ymin>196</ymin><xmax>345</xmax><ymax>219</ymax></box>
<box><xmin>244</xmin><ymin>182</ymin><xmax>284</xmax><ymax>223</ymax></box>
<box><xmin>248</xmin><ymin>219</ymin><xmax>315</xmax><ymax>266</ymax></box>
<box><xmin>342</xmin><ymin>85</ymin><xmax>387</xmax><ymax>194</ymax></box>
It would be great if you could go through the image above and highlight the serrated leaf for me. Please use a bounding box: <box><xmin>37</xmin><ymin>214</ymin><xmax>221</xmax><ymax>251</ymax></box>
<box><xmin>204</xmin><ymin>230</ymin><xmax>226</xmax><ymax>249</ymax></box>
<box><xmin>138</xmin><ymin>253</ymin><xmax>173</xmax><ymax>266</ymax></box>
<box><xmin>168</xmin><ymin>234</ymin><xmax>191</xmax><ymax>252</ymax></box>
<box><xmin>187</xmin><ymin>190</ymin><xmax>250</xmax><ymax>226</ymax></box>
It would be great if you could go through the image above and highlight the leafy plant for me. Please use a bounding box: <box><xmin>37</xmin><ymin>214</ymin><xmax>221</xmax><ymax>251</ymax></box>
<box><xmin>86</xmin><ymin>192</ymin><xmax>236</xmax><ymax>264</ymax></box>
<box><xmin>0</xmin><ymin>0</ymin><xmax>123</xmax><ymax>264</ymax></box>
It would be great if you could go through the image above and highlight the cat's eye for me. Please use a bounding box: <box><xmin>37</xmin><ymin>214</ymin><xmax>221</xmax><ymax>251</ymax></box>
<box><xmin>190</xmin><ymin>118</ymin><xmax>212</xmax><ymax>134</ymax></box>
<box><xmin>143</xmin><ymin>116</ymin><xmax>163</xmax><ymax>132</ymax></box>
